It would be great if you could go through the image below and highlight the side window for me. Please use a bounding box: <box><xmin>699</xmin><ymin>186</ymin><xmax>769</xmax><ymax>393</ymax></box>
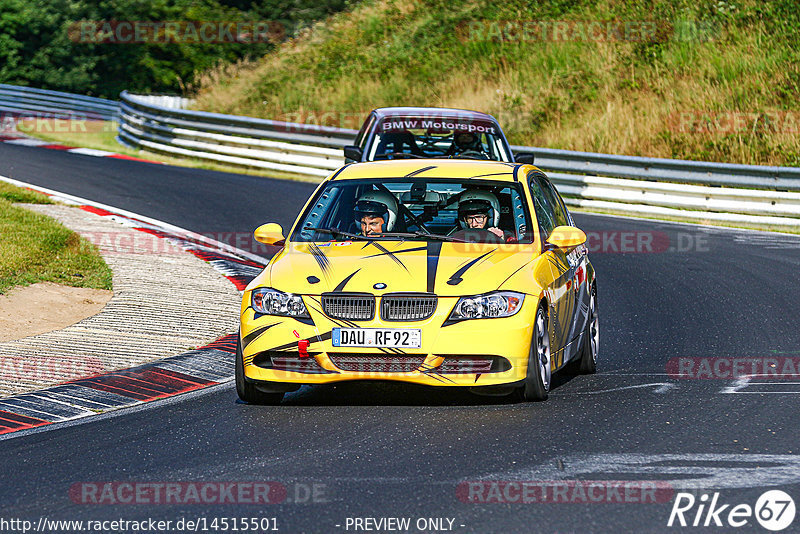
<box><xmin>527</xmin><ymin>171</ymin><xmax>556</xmax><ymax>239</ymax></box>
<box><xmin>534</xmin><ymin>173</ymin><xmax>569</xmax><ymax>227</ymax></box>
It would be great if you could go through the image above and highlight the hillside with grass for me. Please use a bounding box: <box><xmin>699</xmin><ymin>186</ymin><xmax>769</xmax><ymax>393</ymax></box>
<box><xmin>193</xmin><ymin>0</ymin><xmax>800</xmax><ymax>166</ymax></box>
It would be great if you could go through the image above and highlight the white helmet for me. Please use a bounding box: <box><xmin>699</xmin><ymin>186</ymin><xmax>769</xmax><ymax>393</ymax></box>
<box><xmin>354</xmin><ymin>190</ymin><xmax>398</xmax><ymax>232</ymax></box>
<box><xmin>458</xmin><ymin>190</ymin><xmax>500</xmax><ymax>229</ymax></box>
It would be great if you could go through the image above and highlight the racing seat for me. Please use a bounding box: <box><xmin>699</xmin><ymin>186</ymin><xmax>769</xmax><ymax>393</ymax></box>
<box><xmin>375</xmin><ymin>131</ymin><xmax>424</xmax><ymax>158</ymax></box>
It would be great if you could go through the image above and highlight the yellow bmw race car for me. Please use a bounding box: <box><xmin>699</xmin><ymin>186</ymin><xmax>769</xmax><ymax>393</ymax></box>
<box><xmin>237</xmin><ymin>159</ymin><xmax>598</xmax><ymax>404</ymax></box>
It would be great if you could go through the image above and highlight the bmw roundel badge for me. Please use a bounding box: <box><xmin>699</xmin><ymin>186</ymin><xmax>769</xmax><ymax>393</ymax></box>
<box><xmin>373</xmin><ymin>283</ymin><xmax>387</xmax><ymax>290</ymax></box>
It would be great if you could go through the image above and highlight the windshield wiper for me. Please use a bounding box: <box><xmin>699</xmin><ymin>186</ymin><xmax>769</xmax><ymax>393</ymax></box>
<box><xmin>304</xmin><ymin>227</ymin><xmax>366</xmax><ymax>240</ymax></box>
<box><xmin>306</xmin><ymin>227</ymin><xmax>462</xmax><ymax>242</ymax></box>
<box><xmin>377</xmin><ymin>231</ymin><xmax>464</xmax><ymax>242</ymax></box>
<box><xmin>375</xmin><ymin>152</ymin><xmax>426</xmax><ymax>159</ymax></box>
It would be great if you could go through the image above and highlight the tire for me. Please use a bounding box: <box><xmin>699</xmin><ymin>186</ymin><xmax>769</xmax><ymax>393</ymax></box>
<box><xmin>519</xmin><ymin>305</ymin><xmax>551</xmax><ymax>402</ymax></box>
<box><xmin>235</xmin><ymin>333</ymin><xmax>284</xmax><ymax>405</ymax></box>
<box><xmin>577</xmin><ymin>286</ymin><xmax>598</xmax><ymax>374</ymax></box>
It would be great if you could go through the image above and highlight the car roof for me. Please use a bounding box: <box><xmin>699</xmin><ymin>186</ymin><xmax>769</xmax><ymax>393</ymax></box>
<box><xmin>330</xmin><ymin>159</ymin><xmax>537</xmax><ymax>182</ymax></box>
<box><xmin>371</xmin><ymin>107</ymin><xmax>499</xmax><ymax>123</ymax></box>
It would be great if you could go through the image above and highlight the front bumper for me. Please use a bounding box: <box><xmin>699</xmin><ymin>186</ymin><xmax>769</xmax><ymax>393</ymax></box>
<box><xmin>240</xmin><ymin>294</ymin><xmax>536</xmax><ymax>387</ymax></box>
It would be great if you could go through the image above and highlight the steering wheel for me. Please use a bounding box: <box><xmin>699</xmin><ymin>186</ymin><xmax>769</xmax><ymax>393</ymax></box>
<box><xmin>376</xmin><ymin>151</ymin><xmax>426</xmax><ymax>160</ymax></box>
<box><xmin>451</xmin><ymin>228</ymin><xmax>504</xmax><ymax>244</ymax></box>
<box><xmin>452</xmin><ymin>150</ymin><xmax>491</xmax><ymax>160</ymax></box>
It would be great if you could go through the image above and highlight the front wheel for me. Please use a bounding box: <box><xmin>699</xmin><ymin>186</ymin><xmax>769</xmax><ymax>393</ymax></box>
<box><xmin>518</xmin><ymin>305</ymin><xmax>551</xmax><ymax>401</ymax></box>
<box><xmin>235</xmin><ymin>333</ymin><xmax>284</xmax><ymax>405</ymax></box>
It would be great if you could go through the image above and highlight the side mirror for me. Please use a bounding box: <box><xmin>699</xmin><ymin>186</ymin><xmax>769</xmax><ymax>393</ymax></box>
<box><xmin>545</xmin><ymin>225</ymin><xmax>586</xmax><ymax>251</ymax></box>
<box><xmin>514</xmin><ymin>152</ymin><xmax>535</xmax><ymax>164</ymax></box>
<box><xmin>254</xmin><ymin>223</ymin><xmax>285</xmax><ymax>245</ymax></box>
<box><xmin>343</xmin><ymin>145</ymin><xmax>363</xmax><ymax>163</ymax></box>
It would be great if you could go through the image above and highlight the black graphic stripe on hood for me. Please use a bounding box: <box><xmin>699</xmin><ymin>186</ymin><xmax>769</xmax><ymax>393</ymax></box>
<box><xmin>405</xmin><ymin>165</ymin><xmax>437</xmax><ymax>178</ymax></box>
<box><xmin>242</xmin><ymin>322</ymin><xmax>281</xmax><ymax>350</ymax></box>
<box><xmin>447</xmin><ymin>249</ymin><xmax>496</xmax><ymax>286</ymax></box>
<box><xmin>308</xmin><ymin>243</ymin><xmax>331</xmax><ymax>277</ymax></box>
<box><xmin>469</xmin><ymin>172</ymin><xmax>514</xmax><ymax>179</ymax></box>
<box><xmin>364</xmin><ymin>245</ymin><xmax>427</xmax><ymax>259</ymax></box>
<box><xmin>364</xmin><ymin>241</ymin><xmax>409</xmax><ymax>273</ymax></box>
<box><xmin>333</xmin><ymin>269</ymin><xmax>360</xmax><ymax>292</ymax></box>
<box><xmin>426</xmin><ymin>241</ymin><xmax>443</xmax><ymax>293</ymax></box>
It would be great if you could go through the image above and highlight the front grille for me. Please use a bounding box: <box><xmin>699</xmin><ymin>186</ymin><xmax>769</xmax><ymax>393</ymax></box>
<box><xmin>381</xmin><ymin>293</ymin><xmax>437</xmax><ymax>321</ymax></box>
<box><xmin>251</xmin><ymin>351</ymin><xmax>332</xmax><ymax>374</ymax></box>
<box><xmin>270</xmin><ymin>355</ymin><xmax>328</xmax><ymax>373</ymax></box>
<box><xmin>328</xmin><ymin>354</ymin><xmax>426</xmax><ymax>373</ymax></box>
<box><xmin>438</xmin><ymin>357</ymin><xmax>494</xmax><ymax>374</ymax></box>
<box><xmin>322</xmin><ymin>293</ymin><xmax>375</xmax><ymax>321</ymax></box>
<box><xmin>434</xmin><ymin>355</ymin><xmax>511</xmax><ymax>374</ymax></box>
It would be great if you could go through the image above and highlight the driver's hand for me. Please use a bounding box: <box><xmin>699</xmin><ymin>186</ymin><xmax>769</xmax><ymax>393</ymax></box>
<box><xmin>488</xmin><ymin>227</ymin><xmax>503</xmax><ymax>238</ymax></box>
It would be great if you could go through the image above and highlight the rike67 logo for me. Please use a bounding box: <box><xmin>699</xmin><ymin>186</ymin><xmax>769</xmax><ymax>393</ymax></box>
<box><xmin>668</xmin><ymin>490</ymin><xmax>796</xmax><ymax>531</ymax></box>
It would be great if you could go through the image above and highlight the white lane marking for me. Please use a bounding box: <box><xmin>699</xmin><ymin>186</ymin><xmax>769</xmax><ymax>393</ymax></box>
<box><xmin>0</xmin><ymin>174</ymin><xmax>268</xmax><ymax>264</ymax></box>
<box><xmin>733</xmin><ymin>233</ymin><xmax>800</xmax><ymax>249</ymax></box>
<box><xmin>719</xmin><ymin>375</ymin><xmax>753</xmax><ymax>394</ymax></box>
<box><xmin>556</xmin><ymin>383</ymin><xmax>677</xmax><ymax>394</ymax></box>
<box><xmin>4</xmin><ymin>138</ymin><xmax>49</xmax><ymax>147</ymax></box>
<box><xmin>720</xmin><ymin>374</ymin><xmax>800</xmax><ymax>394</ymax></box>
<box><xmin>485</xmin><ymin>453</ymin><xmax>800</xmax><ymax>490</ymax></box>
<box><xmin>67</xmin><ymin>147</ymin><xmax>115</xmax><ymax>157</ymax></box>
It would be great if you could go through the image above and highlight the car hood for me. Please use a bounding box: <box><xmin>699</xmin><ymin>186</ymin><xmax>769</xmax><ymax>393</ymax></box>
<box><xmin>264</xmin><ymin>241</ymin><xmax>539</xmax><ymax>296</ymax></box>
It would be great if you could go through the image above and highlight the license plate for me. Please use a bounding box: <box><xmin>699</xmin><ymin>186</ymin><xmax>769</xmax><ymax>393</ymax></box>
<box><xmin>332</xmin><ymin>328</ymin><xmax>421</xmax><ymax>348</ymax></box>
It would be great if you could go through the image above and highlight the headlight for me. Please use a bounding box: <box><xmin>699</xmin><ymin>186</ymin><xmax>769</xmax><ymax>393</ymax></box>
<box><xmin>252</xmin><ymin>288</ymin><xmax>310</xmax><ymax>318</ymax></box>
<box><xmin>448</xmin><ymin>291</ymin><xmax>525</xmax><ymax>321</ymax></box>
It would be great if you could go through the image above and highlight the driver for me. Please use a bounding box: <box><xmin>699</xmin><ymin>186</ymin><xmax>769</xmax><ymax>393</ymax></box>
<box><xmin>457</xmin><ymin>190</ymin><xmax>506</xmax><ymax>239</ymax></box>
<box><xmin>448</xmin><ymin>131</ymin><xmax>484</xmax><ymax>157</ymax></box>
<box><xmin>353</xmin><ymin>190</ymin><xmax>398</xmax><ymax>236</ymax></box>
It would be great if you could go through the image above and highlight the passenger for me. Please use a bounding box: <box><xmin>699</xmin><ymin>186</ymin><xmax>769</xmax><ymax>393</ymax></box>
<box><xmin>457</xmin><ymin>190</ymin><xmax>506</xmax><ymax>239</ymax></box>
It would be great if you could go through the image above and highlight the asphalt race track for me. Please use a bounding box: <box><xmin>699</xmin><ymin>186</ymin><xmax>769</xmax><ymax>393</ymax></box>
<box><xmin>2</xmin><ymin>141</ymin><xmax>800</xmax><ymax>533</ymax></box>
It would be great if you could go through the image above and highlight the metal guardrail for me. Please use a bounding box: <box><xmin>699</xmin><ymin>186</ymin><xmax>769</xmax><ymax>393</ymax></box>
<box><xmin>510</xmin><ymin>145</ymin><xmax>800</xmax><ymax>191</ymax></box>
<box><xmin>0</xmin><ymin>84</ymin><xmax>119</xmax><ymax>121</ymax></box>
<box><xmin>118</xmin><ymin>91</ymin><xmax>353</xmax><ymax>177</ymax></box>
<box><xmin>118</xmin><ymin>93</ymin><xmax>800</xmax><ymax>227</ymax></box>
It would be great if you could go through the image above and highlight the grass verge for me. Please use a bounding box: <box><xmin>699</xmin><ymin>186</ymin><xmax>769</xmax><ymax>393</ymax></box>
<box><xmin>0</xmin><ymin>183</ymin><xmax>113</xmax><ymax>294</ymax></box>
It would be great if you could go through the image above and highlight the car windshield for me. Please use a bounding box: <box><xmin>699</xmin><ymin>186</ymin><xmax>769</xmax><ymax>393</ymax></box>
<box><xmin>367</xmin><ymin>116</ymin><xmax>511</xmax><ymax>162</ymax></box>
<box><xmin>291</xmin><ymin>178</ymin><xmax>534</xmax><ymax>243</ymax></box>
